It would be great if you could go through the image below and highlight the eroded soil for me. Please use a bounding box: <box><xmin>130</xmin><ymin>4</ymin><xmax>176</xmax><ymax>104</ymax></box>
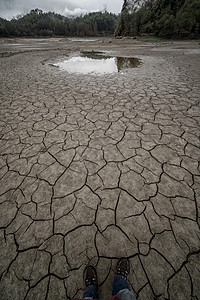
<box><xmin>0</xmin><ymin>37</ymin><xmax>200</xmax><ymax>300</ymax></box>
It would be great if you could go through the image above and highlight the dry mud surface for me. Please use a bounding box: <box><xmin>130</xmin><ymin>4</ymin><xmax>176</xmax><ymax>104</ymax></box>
<box><xmin>0</xmin><ymin>37</ymin><xmax>200</xmax><ymax>300</ymax></box>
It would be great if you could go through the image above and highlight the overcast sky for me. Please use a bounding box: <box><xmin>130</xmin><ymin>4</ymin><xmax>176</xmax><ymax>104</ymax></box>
<box><xmin>0</xmin><ymin>0</ymin><xmax>124</xmax><ymax>20</ymax></box>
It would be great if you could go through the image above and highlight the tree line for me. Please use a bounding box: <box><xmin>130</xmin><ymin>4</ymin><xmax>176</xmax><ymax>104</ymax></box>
<box><xmin>0</xmin><ymin>1</ymin><xmax>199</xmax><ymax>39</ymax></box>
<box><xmin>0</xmin><ymin>9</ymin><xmax>119</xmax><ymax>37</ymax></box>
<box><xmin>116</xmin><ymin>0</ymin><xmax>200</xmax><ymax>38</ymax></box>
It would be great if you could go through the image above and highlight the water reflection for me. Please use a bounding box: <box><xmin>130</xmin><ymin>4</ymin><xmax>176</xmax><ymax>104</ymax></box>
<box><xmin>116</xmin><ymin>57</ymin><xmax>141</xmax><ymax>71</ymax></box>
<box><xmin>57</xmin><ymin>57</ymin><xmax>117</xmax><ymax>75</ymax></box>
<box><xmin>55</xmin><ymin>51</ymin><xmax>141</xmax><ymax>75</ymax></box>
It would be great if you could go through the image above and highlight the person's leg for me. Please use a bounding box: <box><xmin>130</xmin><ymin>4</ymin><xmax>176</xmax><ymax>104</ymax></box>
<box><xmin>112</xmin><ymin>274</ymin><xmax>131</xmax><ymax>295</ymax></box>
<box><xmin>112</xmin><ymin>258</ymin><xmax>137</xmax><ymax>300</ymax></box>
<box><xmin>83</xmin><ymin>285</ymin><xmax>99</xmax><ymax>299</ymax></box>
<box><xmin>83</xmin><ymin>266</ymin><xmax>99</xmax><ymax>300</ymax></box>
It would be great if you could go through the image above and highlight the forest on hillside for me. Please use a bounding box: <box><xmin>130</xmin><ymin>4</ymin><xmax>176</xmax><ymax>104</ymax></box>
<box><xmin>116</xmin><ymin>0</ymin><xmax>200</xmax><ymax>37</ymax></box>
<box><xmin>0</xmin><ymin>0</ymin><xmax>199</xmax><ymax>38</ymax></box>
<box><xmin>0</xmin><ymin>9</ymin><xmax>118</xmax><ymax>37</ymax></box>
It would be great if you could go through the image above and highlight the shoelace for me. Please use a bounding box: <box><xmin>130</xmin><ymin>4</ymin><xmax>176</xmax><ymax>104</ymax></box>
<box><xmin>86</xmin><ymin>277</ymin><xmax>96</xmax><ymax>286</ymax></box>
<box><xmin>117</xmin><ymin>268</ymin><xmax>128</xmax><ymax>279</ymax></box>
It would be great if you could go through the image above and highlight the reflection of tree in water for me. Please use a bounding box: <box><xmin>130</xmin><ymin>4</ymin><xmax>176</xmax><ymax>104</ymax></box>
<box><xmin>78</xmin><ymin>52</ymin><xmax>141</xmax><ymax>73</ymax></box>
<box><xmin>116</xmin><ymin>57</ymin><xmax>141</xmax><ymax>71</ymax></box>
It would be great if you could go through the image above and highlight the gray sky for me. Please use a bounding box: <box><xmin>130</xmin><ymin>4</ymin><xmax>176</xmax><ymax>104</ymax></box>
<box><xmin>0</xmin><ymin>0</ymin><xmax>124</xmax><ymax>20</ymax></box>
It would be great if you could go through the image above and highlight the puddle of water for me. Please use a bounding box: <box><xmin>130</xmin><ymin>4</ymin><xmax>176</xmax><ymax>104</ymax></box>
<box><xmin>54</xmin><ymin>51</ymin><xmax>141</xmax><ymax>75</ymax></box>
<box><xmin>4</xmin><ymin>43</ymin><xmax>23</xmax><ymax>46</ymax></box>
<box><xmin>69</xmin><ymin>39</ymin><xmax>98</xmax><ymax>42</ymax></box>
<box><xmin>56</xmin><ymin>56</ymin><xmax>118</xmax><ymax>74</ymax></box>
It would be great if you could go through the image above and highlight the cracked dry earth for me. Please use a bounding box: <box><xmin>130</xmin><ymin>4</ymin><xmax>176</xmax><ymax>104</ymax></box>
<box><xmin>0</xmin><ymin>38</ymin><xmax>200</xmax><ymax>300</ymax></box>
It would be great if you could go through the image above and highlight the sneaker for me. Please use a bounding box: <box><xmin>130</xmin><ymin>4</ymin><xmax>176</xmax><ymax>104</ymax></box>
<box><xmin>84</xmin><ymin>266</ymin><xmax>98</xmax><ymax>288</ymax></box>
<box><xmin>117</xmin><ymin>258</ymin><xmax>130</xmax><ymax>280</ymax></box>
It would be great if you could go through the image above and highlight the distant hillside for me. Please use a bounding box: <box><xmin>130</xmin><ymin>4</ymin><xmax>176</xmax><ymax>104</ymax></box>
<box><xmin>116</xmin><ymin>0</ymin><xmax>200</xmax><ymax>38</ymax></box>
<box><xmin>0</xmin><ymin>9</ymin><xmax>119</xmax><ymax>37</ymax></box>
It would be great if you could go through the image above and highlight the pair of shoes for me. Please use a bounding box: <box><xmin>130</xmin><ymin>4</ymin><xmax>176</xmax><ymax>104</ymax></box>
<box><xmin>84</xmin><ymin>258</ymin><xmax>130</xmax><ymax>288</ymax></box>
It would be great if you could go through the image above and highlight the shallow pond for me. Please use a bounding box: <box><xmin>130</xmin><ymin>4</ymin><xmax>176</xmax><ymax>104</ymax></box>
<box><xmin>54</xmin><ymin>51</ymin><xmax>141</xmax><ymax>75</ymax></box>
